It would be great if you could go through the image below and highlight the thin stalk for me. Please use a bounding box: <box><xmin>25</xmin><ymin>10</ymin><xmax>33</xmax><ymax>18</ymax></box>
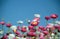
<box><xmin>53</xmin><ymin>19</ymin><xmax>56</xmax><ymax>26</ymax></box>
<box><xmin>46</xmin><ymin>20</ymin><xmax>48</xmax><ymax>26</ymax></box>
<box><xmin>8</xmin><ymin>28</ymin><xmax>10</xmax><ymax>33</ymax></box>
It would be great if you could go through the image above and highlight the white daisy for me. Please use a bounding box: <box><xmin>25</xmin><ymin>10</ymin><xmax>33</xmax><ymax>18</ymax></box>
<box><xmin>21</xmin><ymin>37</ymin><xmax>26</xmax><ymax>39</ymax></box>
<box><xmin>17</xmin><ymin>20</ymin><xmax>23</xmax><ymax>24</ymax></box>
<box><xmin>51</xmin><ymin>33</ymin><xmax>55</xmax><ymax>37</ymax></box>
<box><xmin>34</xmin><ymin>14</ymin><xmax>40</xmax><ymax>18</ymax></box>
<box><xmin>55</xmin><ymin>21</ymin><xmax>60</xmax><ymax>25</ymax></box>
<box><xmin>10</xmin><ymin>25</ymin><xmax>17</xmax><ymax>30</ymax></box>
<box><xmin>48</xmin><ymin>23</ymin><xmax>54</xmax><ymax>27</ymax></box>
<box><xmin>16</xmin><ymin>36</ymin><xmax>20</xmax><ymax>39</ymax></box>
<box><xmin>27</xmin><ymin>20</ymin><xmax>30</xmax><ymax>23</ymax></box>
<box><xmin>0</xmin><ymin>30</ymin><xmax>3</xmax><ymax>34</ymax></box>
<box><xmin>8</xmin><ymin>34</ymin><xmax>15</xmax><ymax>39</ymax></box>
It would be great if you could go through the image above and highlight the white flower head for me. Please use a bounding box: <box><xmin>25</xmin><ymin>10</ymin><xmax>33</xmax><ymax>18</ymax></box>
<box><xmin>54</xmin><ymin>24</ymin><xmax>59</xmax><ymax>26</ymax></box>
<box><xmin>55</xmin><ymin>21</ymin><xmax>60</xmax><ymax>25</ymax></box>
<box><xmin>0</xmin><ymin>30</ymin><xmax>4</xmax><ymax>34</ymax></box>
<box><xmin>17</xmin><ymin>20</ymin><xmax>23</xmax><ymax>24</ymax></box>
<box><xmin>10</xmin><ymin>25</ymin><xmax>17</xmax><ymax>30</ymax></box>
<box><xmin>8</xmin><ymin>34</ymin><xmax>15</xmax><ymax>39</ymax></box>
<box><xmin>47</xmin><ymin>23</ymin><xmax>54</xmax><ymax>28</ymax></box>
<box><xmin>27</xmin><ymin>20</ymin><xmax>30</xmax><ymax>22</ymax></box>
<box><xmin>34</xmin><ymin>14</ymin><xmax>40</xmax><ymax>18</ymax></box>
<box><xmin>33</xmin><ymin>20</ymin><xmax>37</xmax><ymax>22</ymax></box>
<box><xmin>48</xmin><ymin>23</ymin><xmax>54</xmax><ymax>27</ymax></box>
<box><xmin>26</xmin><ymin>19</ymin><xmax>31</xmax><ymax>24</ymax></box>
<box><xmin>36</xmin><ymin>31</ymin><xmax>40</xmax><ymax>34</ymax></box>
<box><xmin>51</xmin><ymin>33</ymin><xmax>55</xmax><ymax>37</ymax></box>
<box><xmin>16</xmin><ymin>36</ymin><xmax>20</xmax><ymax>39</ymax></box>
<box><xmin>25</xmin><ymin>26</ymin><xmax>29</xmax><ymax>31</ymax></box>
<box><xmin>21</xmin><ymin>37</ymin><xmax>26</xmax><ymax>39</ymax></box>
<box><xmin>22</xmin><ymin>25</ymin><xmax>26</xmax><ymax>28</ymax></box>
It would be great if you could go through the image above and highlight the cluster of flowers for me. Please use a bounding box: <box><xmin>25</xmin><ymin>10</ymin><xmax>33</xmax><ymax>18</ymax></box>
<box><xmin>0</xmin><ymin>14</ymin><xmax>60</xmax><ymax>39</ymax></box>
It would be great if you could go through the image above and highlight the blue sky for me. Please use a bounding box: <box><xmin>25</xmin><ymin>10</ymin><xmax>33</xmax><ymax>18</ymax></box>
<box><xmin>0</xmin><ymin>0</ymin><xmax>60</xmax><ymax>27</ymax></box>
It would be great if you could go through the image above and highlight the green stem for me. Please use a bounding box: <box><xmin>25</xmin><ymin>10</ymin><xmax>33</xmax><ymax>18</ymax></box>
<box><xmin>2</xmin><ymin>25</ymin><xmax>4</xmax><ymax>35</ymax></box>
<box><xmin>8</xmin><ymin>28</ymin><xmax>10</xmax><ymax>33</ymax></box>
<box><xmin>46</xmin><ymin>20</ymin><xmax>48</xmax><ymax>26</ymax></box>
<box><xmin>2</xmin><ymin>25</ymin><xmax>3</xmax><ymax>31</ymax></box>
<box><xmin>52</xmin><ymin>19</ymin><xmax>55</xmax><ymax>26</ymax></box>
